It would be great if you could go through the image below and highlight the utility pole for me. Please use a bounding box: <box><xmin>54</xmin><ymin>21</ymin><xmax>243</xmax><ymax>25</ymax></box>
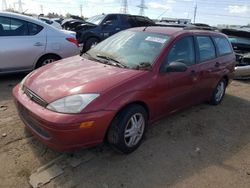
<box><xmin>2</xmin><ymin>0</ymin><xmax>7</xmax><ymax>11</ymax></box>
<box><xmin>17</xmin><ymin>0</ymin><xmax>23</xmax><ymax>13</ymax></box>
<box><xmin>120</xmin><ymin>0</ymin><xmax>128</xmax><ymax>14</ymax></box>
<box><xmin>40</xmin><ymin>4</ymin><xmax>43</xmax><ymax>14</ymax></box>
<box><xmin>80</xmin><ymin>4</ymin><xmax>83</xmax><ymax>17</ymax></box>
<box><xmin>193</xmin><ymin>3</ymin><xmax>197</xmax><ymax>23</ymax></box>
<box><xmin>137</xmin><ymin>0</ymin><xmax>147</xmax><ymax>16</ymax></box>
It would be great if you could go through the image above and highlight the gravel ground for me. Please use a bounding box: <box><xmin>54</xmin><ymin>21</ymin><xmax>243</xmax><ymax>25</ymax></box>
<box><xmin>0</xmin><ymin>74</ymin><xmax>250</xmax><ymax>188</ymax></box>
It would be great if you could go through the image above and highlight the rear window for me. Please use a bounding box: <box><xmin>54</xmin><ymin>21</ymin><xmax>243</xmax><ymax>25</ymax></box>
<box><xmin>196</xmin><ymin>36</ymin><xmax>216</xmax><ymax>62</ymax></box>
<box><xmin>213</xmin><ymin>36</ymin><xmax>232</xmax><ymax>56</ymax></box>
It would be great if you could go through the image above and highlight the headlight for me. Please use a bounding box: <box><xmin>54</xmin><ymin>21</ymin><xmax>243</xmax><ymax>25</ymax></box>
<box><xmin>47</xmin><ymin>94</ymin><xmax>100</xmax><ymax>113</ymax></box>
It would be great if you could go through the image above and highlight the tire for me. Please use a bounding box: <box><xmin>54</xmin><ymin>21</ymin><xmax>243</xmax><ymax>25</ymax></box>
<box><xmin>36</xmin><ymin>55</ymin><xmax>61</xmax><ymax>69</ymax></box>
<box><xmin>84</xmin><ymin>38</ymin><xmax>99</xmax><ymax>52</ymax></box>
<box><xmin>107</xmin><ymin>105</ymin><xmax>148</xmax><ymax>154</ymax></box>
<box><xmin>210</xmin><ymin>79</ymin><xmax>226</xmax><ymax>105</ymax></box>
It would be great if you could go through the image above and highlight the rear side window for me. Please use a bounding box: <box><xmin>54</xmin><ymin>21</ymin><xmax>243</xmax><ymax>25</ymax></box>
<box><xmin>213</xmin><ymin>36</ymin><xmax>233</xmax><ymax>56</ymax></box>
<box><xmin>27</xmin><ymin>22</ymin><xmax>43</xmax><ymax>35</ymax></box>
<box><xmin>0</xmin><ymin>16</ymin><xmax>43</xmax><ymax>36</ymax></box>
<box><xmin>196</xmin><ymin>36</ymin><xmax>216</xmax><ymax>62</ymax></box>
<box><xmin>167</xmin><ymin>36</ymin><xmax>195</xmax><ymax>66</ymax></box>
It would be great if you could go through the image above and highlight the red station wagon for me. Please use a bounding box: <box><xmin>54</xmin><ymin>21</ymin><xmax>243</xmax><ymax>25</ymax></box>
<box><xmin>13</xmin><ymin>27</ymin><xmax>235</xmax><ymax>154</ymax></box>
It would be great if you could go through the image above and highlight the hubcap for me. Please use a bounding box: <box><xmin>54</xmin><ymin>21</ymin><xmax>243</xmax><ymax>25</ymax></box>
<box><xmin>124</xmin><ymin>113</ymin><xmax>145</xmax><ymax>147</ymax></box>
<box><xmin>42</xmin><ymin>59</ymin><xmax>55</xmax><ymax>66</ymax></box>
<box><xmin>215</xmin><ymin>81</ymin><xmax>225</xmax><ymax>102</ymax></box>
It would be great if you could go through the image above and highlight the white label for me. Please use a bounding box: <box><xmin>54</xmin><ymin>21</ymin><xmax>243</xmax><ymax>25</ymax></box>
<box><xmin>145</xmin><ymin>36</ymin><xmax>167</xmax><ymax>43</ymax></box>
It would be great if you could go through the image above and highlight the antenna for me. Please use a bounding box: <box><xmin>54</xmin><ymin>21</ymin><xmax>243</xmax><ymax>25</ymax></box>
<box><xmin>120</xmin><ymin>0</ymin><xmax>128</xmax><ymax>14</ymax></box>
<box><xmin>137</xmin><ymin>0</ymin><xmax>147</xmax><ymax>16</ymax></box>
<box><xmin>2</xmin><ymin>0</ymin><xmax>7</xmax><ymax>11</ymax></box>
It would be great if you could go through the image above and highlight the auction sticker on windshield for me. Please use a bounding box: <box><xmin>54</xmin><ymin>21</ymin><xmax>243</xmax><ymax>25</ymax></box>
<box><xmin>145</xmin><ymin>36</ymin><xmax>167</xmax><ymax>43</ymax></box>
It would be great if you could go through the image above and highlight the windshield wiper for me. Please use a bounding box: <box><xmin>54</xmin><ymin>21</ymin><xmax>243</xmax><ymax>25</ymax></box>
<box><xmin>136</xmin><ymin>62</ymin><xmax>152</xmax><ymax>70</ymax></box>
<box><xmin>96</xmin><ymin>54</ymin><xmax>128</xmax><ymax>68</ymax></box>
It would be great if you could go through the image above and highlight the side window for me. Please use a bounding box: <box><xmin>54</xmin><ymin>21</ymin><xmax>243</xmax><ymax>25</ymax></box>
<box><xmin>213</xmin><ymin>36</ymin><xmax>233</xmax><ymax>56</ymax></box>
<box><xmin>127</xmin><ymin>16</ymin><xmax>137</xmax><ymax>27</ymax></box>
<box><xmin>104</xmin><ymin>15</ymin><xmax>119</xmax><ymax>26</ymax></box>
<box><xmin>196</xmin><ymin>36</ymin><xmax>216</xmax><ymax>62</ymax></box>
<box><xmin>0</xmin><ymin>16</ymin><xmax>28</xmax><ymax>36</ymax></box>
<box><xmin>167</xmin><ymin>36</ymin><xmax>195</xmax><ymax>66</ymax></box>
<box><xmin>27</xmin><ymin>22</ymin><xmax>43</xmax><ymax>35</ymax></box>
<box><xmin>134</xmin><ymin>17</ymin><xmax>154</xmax><ymax>27</ymax></box>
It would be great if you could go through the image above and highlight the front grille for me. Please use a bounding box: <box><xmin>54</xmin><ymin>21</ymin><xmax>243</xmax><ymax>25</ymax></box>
<box><xmin>23</xmin><ymin>86</ymin><xmax>48</xmax><ymax>107</ymax></box>
<box><xmin>18</xmin><ymin>102</ymin><xmax>50</xmax><ymax>139</ymax></box>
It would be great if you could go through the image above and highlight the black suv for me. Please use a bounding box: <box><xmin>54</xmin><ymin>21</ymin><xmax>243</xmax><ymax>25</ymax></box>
<box><xmin>76</xmin><ymin>13</ymin><xmax>155</xmax><ymax>52</ymax></box>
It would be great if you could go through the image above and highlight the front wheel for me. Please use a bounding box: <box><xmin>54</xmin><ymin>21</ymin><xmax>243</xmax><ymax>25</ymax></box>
<box><xmin>84</xmin><ymin>38</ymin><xmax>99</xmax><ymax>52</ymax></box>
<box><xmin>210</xmin><ymin>79</ymin><xmax>226</xmax><ymax>105</ymax></box>
<box><xmin>107</xmin><ymin>105</ymin><xmax>148</xmax><ymax>154</ymax></box>
<box><xmin>36</xmin><ymin>55</ymin><xmax>60</xmax><ymax>68</ymax></box>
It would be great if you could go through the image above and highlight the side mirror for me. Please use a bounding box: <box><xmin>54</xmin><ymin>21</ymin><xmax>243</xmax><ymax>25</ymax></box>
<box><xmin>164</xmin><ymin>62</ymin><xmax>188</xmax><ymax>72</ymax></box>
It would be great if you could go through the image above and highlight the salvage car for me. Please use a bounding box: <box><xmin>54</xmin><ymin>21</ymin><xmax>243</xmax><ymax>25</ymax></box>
<box><xmin>0</xmin><ymin>12</ymin><xmax>80</xmax><ymax>74</ymax></box>
<box><xmin>13</xmin><ymin>27</ymin><xmax>235</xmax><ymax>154</ymax></box>
<box><xmin>76</xmin><ymin>13</ymin><xmax>155</xmax><ymax>52</ymax></box>
<box><xmin>221</xmin><ymin>29</ymin><xmax>250</xmax><ymax>79</ymax></box>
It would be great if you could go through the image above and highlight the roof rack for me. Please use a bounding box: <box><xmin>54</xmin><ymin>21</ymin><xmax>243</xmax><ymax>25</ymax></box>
<box><xmin>183</xmin><ymin>26</ymin><xmax>218</xmax><ymax>31</ymax></box>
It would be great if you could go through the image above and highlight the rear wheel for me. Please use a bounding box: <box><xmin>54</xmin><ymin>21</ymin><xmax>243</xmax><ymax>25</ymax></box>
<box><xmin>36</xmin><ymin>55</ymin><xmax>61</xmax><ymax>68</ymax></box>
<box><xmin>107</xmin><ymin>105</ymin><xmax>147</xmax><ymax>154</ymax></box>
<box><xmin>210</xmin><ymin>79</ymin><xmax>226</xmax><ymax>105</ymax></box>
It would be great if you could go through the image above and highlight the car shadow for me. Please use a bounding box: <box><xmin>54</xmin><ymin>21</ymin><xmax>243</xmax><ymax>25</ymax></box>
<box><xmin>26</xmin><ymin>93</ymin><xmax>250</xmax><ymax>187</ymax></box>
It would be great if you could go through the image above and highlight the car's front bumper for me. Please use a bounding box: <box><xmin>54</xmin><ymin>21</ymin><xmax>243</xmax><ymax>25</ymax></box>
<box><xmin>235</xmin><ymin>65</ymin><xmax>250</xmax><ymax>79</ymax></box>
<box><xmin>13</xmin><ymin>84</ymin><xmax>116</xmax><ymax>151</ymax></box>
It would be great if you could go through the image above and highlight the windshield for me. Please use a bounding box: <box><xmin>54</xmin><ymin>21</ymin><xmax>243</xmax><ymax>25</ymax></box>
<box><xmin>86</xmin><ymin>30</ymin><xmax>170</xmax><ymax>69</ymax></box>
<box><xmin>86</xmin><ymin>15</ymin><xmax>106</xmax><ymax>25</ymax></box>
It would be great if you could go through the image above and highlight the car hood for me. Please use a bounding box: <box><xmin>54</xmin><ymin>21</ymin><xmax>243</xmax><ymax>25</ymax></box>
<box><xmin>25</xmin><ymin>56</ymin><xmax>142</xmax><ymax>103</ymax></box>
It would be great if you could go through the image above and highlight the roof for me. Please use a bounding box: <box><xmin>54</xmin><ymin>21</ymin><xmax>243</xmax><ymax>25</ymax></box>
<box><xmin>129</xmin><ymin>26</ymin><xmax>223</xmax><ymax>37</ymax></box>
<box><xmin>0</xmin><ymin>11</ymin><xmax>47</xmax><ymax>27</ymax></box>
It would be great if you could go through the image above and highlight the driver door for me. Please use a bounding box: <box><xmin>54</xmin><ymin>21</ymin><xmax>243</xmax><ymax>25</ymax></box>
<box><xmin>101</xmin><ymin>15</ymin><xmax>120</xmax><ymax>39</ymax></box>
<box><xmin>154</xmin><ymin>36</ymin><xmax>200</xmax><ymax>117</ymax></box>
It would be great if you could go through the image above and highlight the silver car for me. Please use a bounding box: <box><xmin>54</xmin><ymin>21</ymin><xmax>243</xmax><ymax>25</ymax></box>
<box><xmin>0</xmin><ymin>12</ymin><xmax>80</xmax><ymax>74</ymax></box>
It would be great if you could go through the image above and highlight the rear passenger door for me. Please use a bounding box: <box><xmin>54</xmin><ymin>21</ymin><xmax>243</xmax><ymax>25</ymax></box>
<box><xmin>194</xmin><ymin>35</ymin><xmax>221</xmax><ymax>99</ymax></box>
<box><xmin>0</xmin><ymin>16</ymin><xmax>46</xmax><ymax>72</ymax></box>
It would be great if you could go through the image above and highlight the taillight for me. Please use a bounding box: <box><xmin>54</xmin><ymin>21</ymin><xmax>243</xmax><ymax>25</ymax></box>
<box><xmin>66</xmin><ymin>38</ymin><xmax>79</xmax><ymax>48</ymax></box>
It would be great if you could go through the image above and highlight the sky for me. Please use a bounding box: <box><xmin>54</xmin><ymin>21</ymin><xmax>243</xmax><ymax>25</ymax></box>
<box><xmin>1</xmin><ymin>0</ymin><xmax>250</xmax><ymax>26</ymax></box>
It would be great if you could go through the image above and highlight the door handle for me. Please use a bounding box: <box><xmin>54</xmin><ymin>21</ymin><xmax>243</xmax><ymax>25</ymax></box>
<box><xmin>34</xmin><ymin>42</ymin><xmax>44</xmax><ymax>47</ymax></box>
<box><xmin>215</xmin><ymin>62</ymin><xmax>220</xmax><ymax>68</ymax></box>
<box><xmin>115</xmin><ymin>28</ymin><xmax>121</xmax><ymax>31</ymax></box>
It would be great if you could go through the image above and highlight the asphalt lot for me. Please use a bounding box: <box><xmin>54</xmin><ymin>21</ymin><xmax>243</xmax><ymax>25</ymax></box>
<box><xmin>0</xmin><ymin>74</ymin><xmax>250</xmax><ymax>188</ymax></box>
